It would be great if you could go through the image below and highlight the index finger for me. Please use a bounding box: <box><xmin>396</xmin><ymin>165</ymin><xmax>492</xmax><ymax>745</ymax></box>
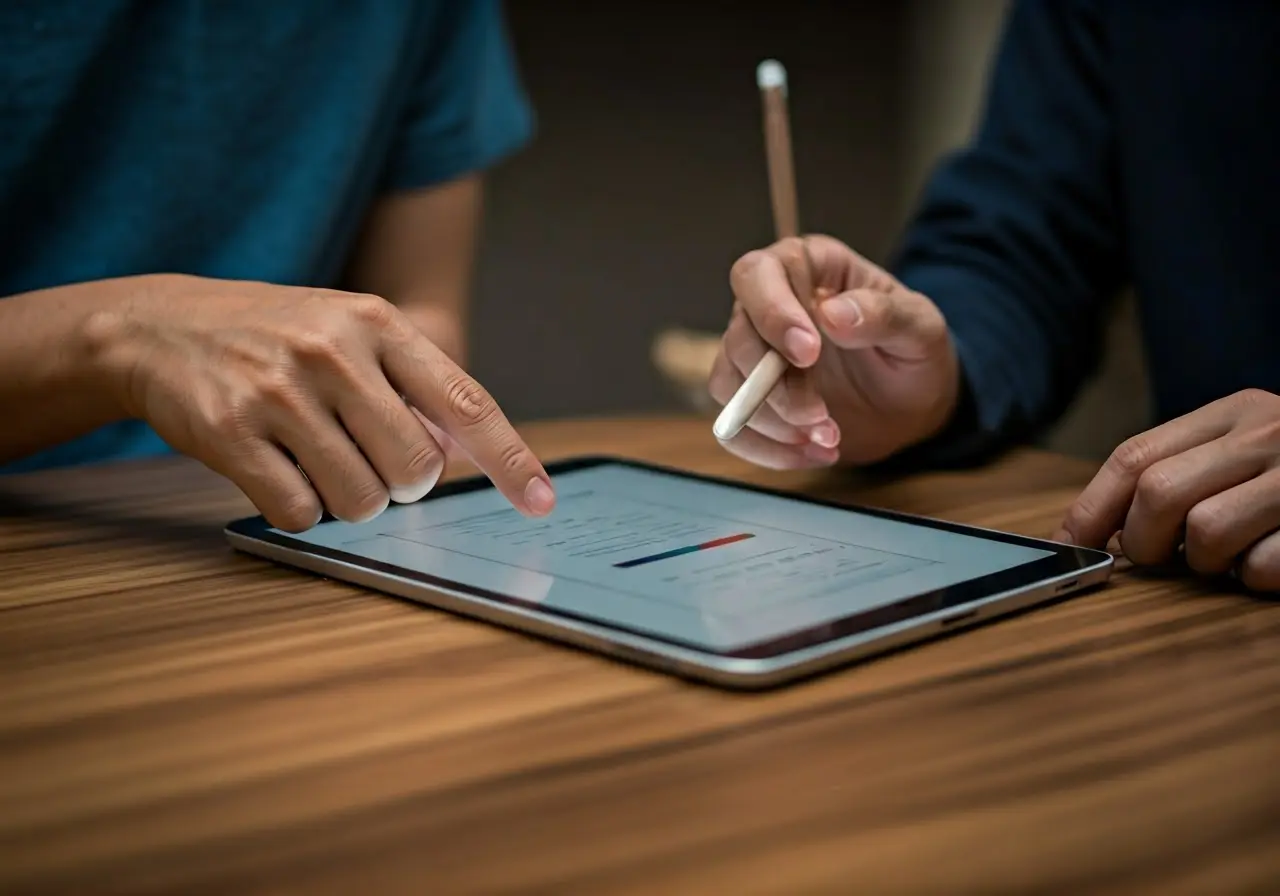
<box><xmin>1056</xmin><ymin>403</ymin><xmax>1238</xmax><ymax>548</ymax></box>
<box><xmin>382</xmin><ymin>333</ymin><xmax>555</xmax><ymax>517</ymax></box>
<box><xmin>729</xmin><ymin>240</ymin><xmax>821</xmax><ymax>368</ymax></box>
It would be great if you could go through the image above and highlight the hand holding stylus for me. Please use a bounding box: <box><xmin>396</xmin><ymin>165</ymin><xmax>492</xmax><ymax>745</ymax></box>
<box><xmin>709</xmin><ymin>234</ymin><xmax>961</xmax><ymax>469</ymax></box>
<box><xmin>709</xmin><ymin>60</ymin><xmax>962</xmax><ymax>470</ymax></box>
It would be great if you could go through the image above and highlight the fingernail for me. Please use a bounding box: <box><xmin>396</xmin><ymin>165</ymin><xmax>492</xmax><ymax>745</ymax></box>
<box><xmin>809</xmin><ymin>419</ymin><xmax>840</xmax><ymax>448</ymax></box>
<box><xmin>783</xmin><ymin>327</ymin><xmax>820</xmax><ymax>363</ymax></box>
<box><xmin>1051</xmin><ymin>528</ymin><xmax>1074</xmax><ymax>545</ymax></box>
<box><xmin>389</xmin><ymin>456</ymin><xmax>445</xmax><ymax>504</ymax></box>
<box><xmin>524</xmin><ymin>477</ymin><xmax>556</xmax><ymax>515</ymax></box>
<box><xmin>821</xmin><ymin>296</ymin><xmax>862</xmax><ymax>329</ymax></box>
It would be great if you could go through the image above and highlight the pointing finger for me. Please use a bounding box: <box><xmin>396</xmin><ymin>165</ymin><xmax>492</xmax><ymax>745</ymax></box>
<box><xmin>383</xmin><ymin>332</ymin><xmax>554</xmax><ymax>517</ymax></box>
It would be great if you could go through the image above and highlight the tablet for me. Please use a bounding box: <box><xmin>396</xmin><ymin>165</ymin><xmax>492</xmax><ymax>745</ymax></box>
<box><xmin>225</xmin><ymin>456</ymin><xmax>1112</xmax><ymax>689</ymax></box>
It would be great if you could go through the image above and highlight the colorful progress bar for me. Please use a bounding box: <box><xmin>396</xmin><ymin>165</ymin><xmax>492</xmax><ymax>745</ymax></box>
<box><xmin>613</xmin><ymin>532</ymin><xmax>755</xmax><ymax>569</ymax></box>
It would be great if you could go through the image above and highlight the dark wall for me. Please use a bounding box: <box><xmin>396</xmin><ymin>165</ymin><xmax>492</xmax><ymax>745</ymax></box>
<box><xmin>471</xmin><ymin>1</ymin><xmax>910</xmax><ymax>422</ymax></box>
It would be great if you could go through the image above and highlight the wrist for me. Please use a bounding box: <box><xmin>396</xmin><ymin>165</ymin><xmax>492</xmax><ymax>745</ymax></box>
<box><xmin>843</xmin><ymin>335</ymin><xmax>968</xmax><ymax>468</ymax></box>
<box><xmin>917</xmin><ymin>339</ymin><xmax>965</xmax><ymax>443</ymax></box>
<box><xmin>870</xmin><ymin>352</ymin><xmax>1000</xmax><ymax>473</ymax></box>
<box><xmin>78</xmin><ymin>273</ymin><xmax>177</xmax><ymax>420</ymax></box>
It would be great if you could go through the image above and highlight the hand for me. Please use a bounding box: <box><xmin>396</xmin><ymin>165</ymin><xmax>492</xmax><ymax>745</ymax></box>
<box><xmin>709</xmin><ymin>235</ymin><xmax>961</xmax><ymax>469</ymax></box>
<box><xmin>95</xmin><ymin>274</ymin><xmax>554</xmax><ymax>531</ymax></box>
<box><xmin>1055</xmin><ymin>389</ymin><xmax>1280</xmax><ymax>592</ymax></box>
<box><xmin>394</xmin><ymin>306</ymin><xmax>470</xmax><ymax>467</ymax></box>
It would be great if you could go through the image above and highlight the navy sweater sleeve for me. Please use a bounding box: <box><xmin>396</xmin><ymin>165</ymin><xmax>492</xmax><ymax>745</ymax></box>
<box><xmin>885</xmin><ymin>0</ymin><xmax>1127</xmax><ymax>468</ymax></box>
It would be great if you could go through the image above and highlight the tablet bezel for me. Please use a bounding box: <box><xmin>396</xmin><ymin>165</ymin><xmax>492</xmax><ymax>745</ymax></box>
<box><xmin>224</xmin><ymin>455</ymin><xmax>1113</xmax><ymax>662</ymax></box>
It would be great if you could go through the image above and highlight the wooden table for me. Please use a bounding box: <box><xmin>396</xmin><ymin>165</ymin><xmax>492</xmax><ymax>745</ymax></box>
<box><xmin>2</xmin><ymin>417</ymin><xmax>1277</xmax><ymax>894</ymax></box>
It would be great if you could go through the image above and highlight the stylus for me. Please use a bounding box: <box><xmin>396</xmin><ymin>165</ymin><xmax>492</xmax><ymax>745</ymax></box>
<box><xmin>713</xmin><ymin>59</ymin><xmax>805</xmax><ymax>443</ymax></box>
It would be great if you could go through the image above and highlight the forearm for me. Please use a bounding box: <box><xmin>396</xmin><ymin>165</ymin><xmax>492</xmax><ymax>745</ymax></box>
<box><xmin>883</xmin><ymin>0</ymin><xmax>1124</xmax><ymax>467</ymax></box>
<box><xmin>0</xmin><ymin>278</ymin><xmax>135</xmax><ymax>465</ymax></box>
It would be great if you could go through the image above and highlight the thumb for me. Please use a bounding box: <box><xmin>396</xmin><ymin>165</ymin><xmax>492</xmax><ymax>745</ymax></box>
<box><xmin>813</xmin><ymin>286</ymin><xmax>950</xmax><ymax>362</ymax></box>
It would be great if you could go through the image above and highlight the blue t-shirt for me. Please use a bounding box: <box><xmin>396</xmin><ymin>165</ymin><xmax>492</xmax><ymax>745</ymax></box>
<box><xmin>0</xmin><ymin>0</ymin><xmax>533</xmax><ymax>473</ymax></box>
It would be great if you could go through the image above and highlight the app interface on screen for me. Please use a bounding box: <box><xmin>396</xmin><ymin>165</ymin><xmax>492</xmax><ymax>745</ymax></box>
<box><xmin>279</xmin><ymin>464</ymin><xmax>1052</xmax><ymax>651</ymax></box>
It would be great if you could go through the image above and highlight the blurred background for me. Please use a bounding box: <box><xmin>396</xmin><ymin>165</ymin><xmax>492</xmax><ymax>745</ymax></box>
<box><xmin>472</xmin><ymin>0</ymin><xmax>1148</xmax><ymax>461</ymax></box>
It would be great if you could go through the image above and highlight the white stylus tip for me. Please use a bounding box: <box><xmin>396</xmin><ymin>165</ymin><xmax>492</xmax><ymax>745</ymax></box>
<box><xmin>712</xmin><ymin>350</ymin><xmax>789</xmax><ymax>444</ymax></box>
<box><xmin>712</xmin><ymin>413</ymin><xmax>742</xmax><ymax>443</ymax></box>
<box><xmin>756</xmin><ymin>59</ymin><xmax>787</xmax><ymax>91</ymax></box>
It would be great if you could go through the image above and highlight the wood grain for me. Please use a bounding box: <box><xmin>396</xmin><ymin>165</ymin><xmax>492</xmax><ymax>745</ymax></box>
<box><xmin>1</xmin><ymin>417</ymin><xmax>1277</xmax><ymax>894</ymax></box>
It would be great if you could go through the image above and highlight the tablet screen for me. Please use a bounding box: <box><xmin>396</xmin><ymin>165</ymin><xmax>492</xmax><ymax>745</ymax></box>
<box><xmin>275</xmin><ymin>461</ymin><xmax>1055</xmax><ymax>654</ymax></box>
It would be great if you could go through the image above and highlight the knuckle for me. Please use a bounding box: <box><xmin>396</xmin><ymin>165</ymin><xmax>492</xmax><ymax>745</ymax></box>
<box><xmin>1239</xmin><ymin>416</ymin><xmax>1280</xmax><ymax>451</ymax></box>
<box><xmin>350</xmin><ymin>480</ymin><xmax>390</xmax><ymax>519</ymax></box>
<box><xmin>1240</xmin><ymin>543</ymin><xmax>1280</xmax><ymax>592</ymax></box>
<box><xmin>1232</xmin><ymin>387</ymin><xmax>1270</xmax><ymax>408</ymax></box>
<box><xmin>1110</xmin><ymin>436</ymin><xmax>1154</xmax><ymax>477</ymax></box>
<box><xmin>275</xmin><ymin>490</ymin><xmax>322</xmax><ymax>532</ymax></box>
<box><xmin>327</xmin><ymin>474</ymin><xmax>389</xmax><ymax>523</ymax></box>
<box><xmin>811</xmin><ymin>234</ymin><xmax>864</xmax><ymax>272</ymax></box>
<box><xmin>773</xmin><ymin>385</ymin><xmax>815</xmax><ymax>426</ymax></box>
<box><xmin>881</xmin><ymin>294</ymin><xmax>913</xmax><ymax>331</ymax></box>
<box><xmin>1060</xmin><ymin>500</ymin><xmax>1097</xmax><ymax>542</ymax></box>
<box><xmin>347</xmin><ymin>293</ymin><xmax>396</xmax><ymax>328</ymax></box>
<box><xmin>1133</xmin><ymin>466</ymin><xmax>1178</xmax><ymax>513</ymax></box>
<box><xmin>290</xmin><ymin>329</ymin><xmax>344</xmax><ymax>367</ymax></box>
<box><xmin>850</xmin><ymin>289</ymin><xmax>886</xmax><ymax>325</ymax></box>
<box><xmin>729</xmin><ymin>250</ymin><xmax>766</xmax><ymax>291</ymax></box>
<box><xmin>1185</xmin><ymin>501</ymin><xmax>1230</xmax><ymax>556</ymax></box>
<box><xmin>806</xmin><ymin>233</ymin><xmax>843</xmax><ymax>255</ymax></box>
<box><xmin>775</xmin><ymin>236</ymin><xmax>806</xmax><ymax>270</ymax></box>
<box><xmin>496</xmin><ymin>439</ymin><xmax>532</xmax><ymax>478</ymax></box>
<box><xmin>442</xmin><ymin>373</ymin><xmax>499</xmax><ymax>428</ymax></box>
<box><xmin>1258</xmin><ymin>417</ymin><xmax>1280</xmax><ymax>442</ymax></box>
<box><xmin>911</xmin><ymin>297</ymin><xmax>949</xmax><ymax>344</ymax></box>
<box><xmin>204</xmin><ymin>392</ymin><xmax>255</xmax><ymax>443</ymax></box>
<box><xmin>255</xmin><ymin>366</ymin><xmax>304</xmax><ymax>412</ymax></box>
<box><xmin>404</xmin><ymin>438</ymin><xmax>443</xmax><ymax>481</ymax></box>
<box><xmin>756</xmin><ymin>302</ymin><xmax>795</xmax><ymax>339</ymax></box>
